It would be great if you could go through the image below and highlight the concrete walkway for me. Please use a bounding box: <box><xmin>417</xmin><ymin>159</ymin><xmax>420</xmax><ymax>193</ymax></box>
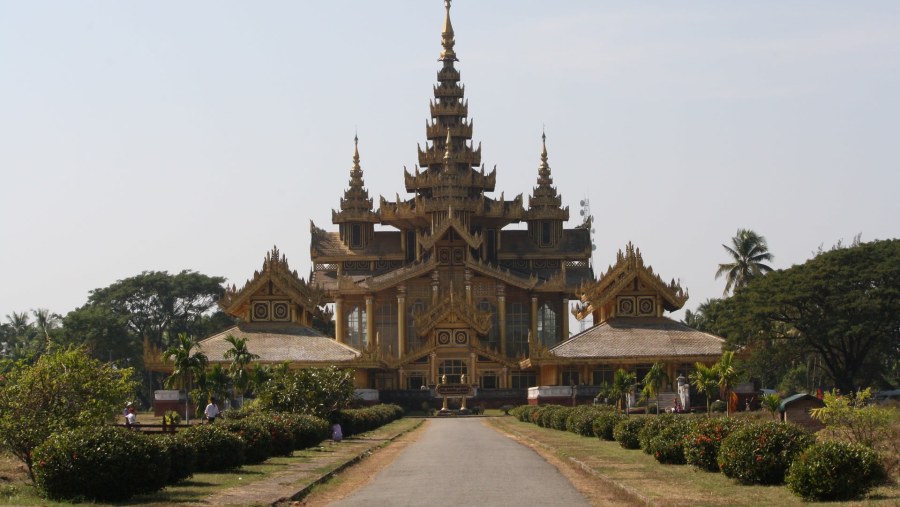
<box><xmin>198</xmin><ymin>420</ymin><xmax>419</xmax><ymax>506</ymax></box>
<box><xmin>331</xmin><ymin>418</ymin><xmax>592</xmax><ymax>507</ymax></box>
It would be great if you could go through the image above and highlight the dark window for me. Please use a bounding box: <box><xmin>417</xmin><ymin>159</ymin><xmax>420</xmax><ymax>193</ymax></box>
<box><xmin>486</xmin><ymin>229</ymin><xmax>497</xmax><ymax>263</ymax></box>
<box><xmin>510</xmin><ymin>372</ymin><xmax>537</xmax><ymax>389</ymax></box>
<box><xmin>561</xmin><ymin>370</ymin><xmax>579</xmax><ymax>386</ymax></box>
<box><xmin>351</xmin><ymin>224</ymin><xmax>362</xmax><ymax>248</ymax></box>
<box><xmin>406</xmin><ymin>230</ymin><xmax>416</xmax><ymax>262</ymax></box>
<box><xmin>541</xmin><ymin>222</ymin><xmax>551</xmax><ymax>246</ymax></box>
<box><xmin>592</xmin><ymin>367</ymin><xmax>614</xmax><ymax>386</ymax></box>
<box><xmin>481</xmin><ymin>373</ymin><xmax>498</xmax><ymax>389</ymax></box>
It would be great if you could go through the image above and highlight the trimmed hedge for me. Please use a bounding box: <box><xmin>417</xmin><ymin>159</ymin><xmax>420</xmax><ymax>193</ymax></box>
<box><xmin>33</xmin><ymin>426</ymin><xmax>169</xmax><ymax>502</ymax></box>
<box><xmin>222</xmin><ymin>418</ymin><xmax>274</xmax><ymax>464</ymax></box>
<box><xmin>179</xmin><ymin>424</ymin><xmax>246</xmax><ymax>472</ymax></box>
<box><xmin>155</xmin><ymin>433</ymin><xmax>197</xmax><ymax>485</ymax></box>
<box><xmin>338</xmin><ymin>404</ymin><xmax>404</xmax><ymax>437</ymax></box>
<box><xmin>282</xmin><ymin>413</ymin><xmax>330</xmax><ymax>450</ymax></box>
<box><xmin>718</xmin><ymin>421</ymin><xmax>813</xmax><ymax>485</ymax></box>
<box><xmin>566</xmin><ymin>406</ymin><xmax>609</xmax><ymax>436</ymax></box>
<box><xmin>592</xmin><ymin>411</ymin><xmax>625</xmax><ymax>441</ymax></box>
<box><xmin>639</xmin><ymin>414</ymin><xmax>678</xmax><ymax>454</ymax></box>
<box><xmin>614</xmin><ymin>417</ymin><xmax>647</xmax><ymax>449</ymax></box>
<box><xmin>786</xmin><ymin>441</ymin><xmax>886</xmax><ymax>501</ymax></box>
<box><xmin>684</xmin><ymin>417</ymin><xmax>749</xmax><ymax>472</ymax></box>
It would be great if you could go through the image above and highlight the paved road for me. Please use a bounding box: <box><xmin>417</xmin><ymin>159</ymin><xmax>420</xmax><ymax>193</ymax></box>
<box><xmin>331</xmin><ymin>418</ymin><xmax>592</xmax><ymax>507</ymax></box>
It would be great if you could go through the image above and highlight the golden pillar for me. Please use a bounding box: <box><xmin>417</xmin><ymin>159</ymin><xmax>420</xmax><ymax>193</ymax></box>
<box><xmin>498</xmin><ymin>284</ymin><xmax>507</xmax><ymax>357</ymax></box>
<box><xmin>397</xmin><ymin>285</ymin><xmax>406</xmax><ymax>358</ymax></box>
<box><xmin>530</xmin><ymin>296</ymin><xmax>538</xmax><ymax>344</ymax></box>
<box><xmin>334</xmin><ymin>298</ymin><xmax>344</xmax><ymax>344</ymax></box>
<box><xmin>469</xmin><ymin>352</ymin><xmax>477</xmax><ymax>386</ymax></box>
<box><xmin>429</xmin><ymin>352</ymin><xmax>438</xmax><ymax>386</ymax></box>
<box><xmin>365</xmin><ymin>296</ymin><xmax>374</xmax><ymax>350</ymax></box>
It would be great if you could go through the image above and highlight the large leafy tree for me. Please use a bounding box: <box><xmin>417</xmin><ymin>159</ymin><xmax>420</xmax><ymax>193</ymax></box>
<box><xmin>715</xmin><ymin>228</ymin><xmax>774</xmax><ymax>296</ymax></box>
<box><xmin>0</xmin><ymin>347</ymin><xmax>136</xmax><ymax>481</ymax></box>
<box><xmin>730</xmin><ymin>239</ymin><xmax>899</xmax><ymax>391</ymax></box>
<box><xmin>76</xmin><ymin>270</ymin><xmax>229</xmax><ymax>350</ymax></box>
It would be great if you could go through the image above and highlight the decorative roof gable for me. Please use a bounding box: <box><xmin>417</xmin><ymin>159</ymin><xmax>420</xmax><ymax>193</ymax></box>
<box><xmin>220</xmin><ymin>246</ymin><xmax>328</xmax><ymax>324</ymax></box>
<box><xmin>574</xmin><ymin>242</ymin><xmax>688</xmax><ymax>321</ymax></box>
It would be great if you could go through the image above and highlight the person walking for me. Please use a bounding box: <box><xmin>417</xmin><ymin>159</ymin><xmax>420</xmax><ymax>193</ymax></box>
<box><xmin>204</xmin><ymin>397</ymin><xmax>219</xmax><ymax>423</ymax></box>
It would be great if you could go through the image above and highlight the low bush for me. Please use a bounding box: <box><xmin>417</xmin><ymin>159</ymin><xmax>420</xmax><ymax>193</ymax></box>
<box><xmin>179</xmin><ymin>424</ymin><xmax>245</xmax><ymax>472</ymax></box>
<box><xmin>155</xmin><ymin>433</ymin><xmax>197</xmax><ymax>484</ymax></box>
<box><xmin>592</xmin><ymin>411</ymin><xmax>625</xmax><ymax>441</ymax></box>
<box><xmin>614</xmin><ymin>417</ymin><xmax>648</xmax><ymax>449</ymax></box>
<box><xmin>786</xmin><ymin>441</ymin><xmax>886</xmax><ymax>501</ymax></box>
<box><xmin>710</xmin><ymin>400</ymin><xmax>727</xmax><ymax>413</ymax></box>
<box><xmin>647</xmin><ymin>416</ymin><xmax>696</xmax><ymax>465</ymax></box>
<box><xmin>549</xmin><ymin>406</ymin><xmax>573</xmax><ymax>431</ymax></box>
<box><xmin>251</xmin><ymin>413</ymin><xmax>295</xmax><ymax>456</ymax></box>
<box><xmin>639</xmin><ymin>414</ymin><xmax>678</xmax><ymax>454</ymax></box>
<box><xmin>282</xmin><ymin>413</ymin><xmax>330</xmax><ymax>450</ymax></box>
<box><xmin>684</xmin><ymin>417</ymin><xmax>749</xmax><ymax>472</ymax></box>
<box><xmin>565</xmin><ymin>406</ymin><xmax>607</xmax><ymax>436</ymax></box>
<box><xmin>33</xmin><ymin>426</ymin><xmax>169</xmax><ymax>502</ymax></box>
<box><xmin>718</xmin><ymin>421</ymin><xmax>813</xmax><ymax>485</ymax></box>
<box><xmin>222</xmin><ymin>418</ymin><xmax>274</xmax><ymax>464</ymax></box>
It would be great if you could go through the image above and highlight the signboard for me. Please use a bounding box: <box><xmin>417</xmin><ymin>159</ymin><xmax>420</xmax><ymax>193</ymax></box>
<box><xmin>435</xmin><ymin>384</ymin><xmax>473</xmax><ymax>397</ymax></box>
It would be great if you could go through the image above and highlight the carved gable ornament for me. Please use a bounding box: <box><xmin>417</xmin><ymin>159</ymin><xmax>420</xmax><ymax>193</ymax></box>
<box><xmin>220</xmin><ymin>246</ymin><xmax>327</xmax><ymax>324</ymax></box>
<box><xmin>574</xmin><ymin>242</ymin><xmax>688</xmax><ymax>321</ymax></box>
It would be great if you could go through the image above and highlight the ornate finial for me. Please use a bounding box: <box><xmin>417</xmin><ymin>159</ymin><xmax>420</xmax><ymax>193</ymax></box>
<box><xmin>443</xmin><ymin>129</ymin><xmax>452</xmax><ymax>163</ymax></box>
<box><xmin>440</xmin><ymin>0</ymin><xmax>457</xmax><ymax>61</ymax></box>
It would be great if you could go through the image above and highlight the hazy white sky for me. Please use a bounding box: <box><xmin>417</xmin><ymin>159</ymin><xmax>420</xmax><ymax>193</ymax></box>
<box><xmin>1</xmin><ymin>1</ymin><xmax>898</xmax><ymax>324</ymax></box>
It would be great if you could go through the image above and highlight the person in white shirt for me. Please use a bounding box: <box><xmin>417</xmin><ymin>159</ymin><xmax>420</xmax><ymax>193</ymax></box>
<box><xmin>204</xmin><ymin>398</ymin><xmax>220</xmax><ymax>423</ymax></box>
<box><xmin>125</xmin><ymin>405</ymin><xmax>139</xmax><ymax>426</ymax></box>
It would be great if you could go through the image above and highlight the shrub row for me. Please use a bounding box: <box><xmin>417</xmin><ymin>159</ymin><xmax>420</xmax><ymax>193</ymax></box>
<box><xmin>507</xmin><ymin>405</ymin><xmax>887</xmax><ymax>500</ymax></box>
<box><xmin>32</xmin><ymin>404</ymin><xmax>403</xmax><ymax>502</ymax></box>
<box><xmin>338</xmin><ymin>404</ymin><xmax>404</xmax><ymax>437</ymax></box>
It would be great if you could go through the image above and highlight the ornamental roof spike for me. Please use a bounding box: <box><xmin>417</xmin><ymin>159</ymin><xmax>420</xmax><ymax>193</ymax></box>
<box><xmin>440</xmin><ymin>0</ymin><xmax>457</xmax><ymax>62</ymax></box>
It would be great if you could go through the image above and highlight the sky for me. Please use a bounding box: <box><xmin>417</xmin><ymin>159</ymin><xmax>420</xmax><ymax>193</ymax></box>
<box><xmin>1</xmin><ymin>1</ymin><xmax>898</xmax><ymax>326</ymax></box>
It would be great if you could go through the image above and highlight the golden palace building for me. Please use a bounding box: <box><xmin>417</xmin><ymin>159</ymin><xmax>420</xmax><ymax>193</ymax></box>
<box><xmin>146</xmin><ymin>1</ymin><xmax>725</xmax><ymax>408</ymax></box>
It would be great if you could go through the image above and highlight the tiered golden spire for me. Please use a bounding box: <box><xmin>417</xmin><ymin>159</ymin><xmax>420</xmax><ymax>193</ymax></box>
<box><xmin>527</xmin><ymin>131</ymin><xmax>567</xmax><ymax>217</ymax></box>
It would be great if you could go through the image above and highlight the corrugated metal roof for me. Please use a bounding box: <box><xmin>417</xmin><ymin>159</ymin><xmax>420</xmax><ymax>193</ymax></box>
<box><xmin>550</xmin><ymin>317</ymin><xmax>725</xmax><ymax>359</ymax></box>
<box><xmin>198</xmin><ymin>323</ymin><xmax>360</xmax><ymax>364</ymax></box>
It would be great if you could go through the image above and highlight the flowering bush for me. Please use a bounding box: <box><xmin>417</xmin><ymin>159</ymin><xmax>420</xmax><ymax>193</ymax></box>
<box><xmin>684</xmin><ymin>417</ymin><xmax>750</xmax><ymax>472</ymax></box>
<box><xmin>33</xmin><ymin>426</ymin><xmax>168</xmax><ymax>502</ymax></box>
<box><xmin>647</xmin><ymin>417</ymin><xmax>696</xmax><ymax>465</ymax></box>
<box><xmin>614</xmin><ymin>417</ymin><xmax>648</xmax><ymax>449</ymax></box>
<box><xmin>282</xmin><ymin>413</ymin><xmax>330</xmax><ymax>449</ymax></box>
<box><xmin>718</xmin><ymin>421</ymin><xmax>813</xmax><ymax>485</ymax></box>
<box><xmin>786</xmin><ymin>441</ymin><xmax>886</xmax><ymax>501</ymax></box>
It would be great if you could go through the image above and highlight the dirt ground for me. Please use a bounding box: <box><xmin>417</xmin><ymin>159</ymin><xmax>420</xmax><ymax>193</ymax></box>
<box><xmin>290</xmin><ymin>418</ymin><xmax>642</xmax><ymax>507</ymax></box>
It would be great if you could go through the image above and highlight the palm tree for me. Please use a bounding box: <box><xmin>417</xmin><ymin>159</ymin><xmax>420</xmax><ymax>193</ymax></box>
<box><xmin>761</xmin><ymin>393</ymin><xmax>781</xmax><ymax>421</ymax></box>
<box><xmin>641</xmin><ymin>362</ymin><xmax>669</xmax><ymax>415</ymax></box>
<box><xmin>162</xmin><ymin>332</ymin><xmax>208</xmax><ymax>423</ymax></box>
<box><xmin>715</xmin><ymin>350</ymin><xmax>738</xmax><ymax>417</ymax></box>
<box><xmin>610</xmin><ymin>368</ymin><xmax>637</xmax><ymax>414</ymax></box>
<box><xmin>223</xmin><ymin>335</ymin><xmax>259</xmax><ymax>406</ymax></box>
<box><xmin>715</xmin><ymin>228</ymin><xmax>774</xmax><ymax>295</ymax></box>
<box><xmin>690</xmin><ymin>363</ymin><xmax>719</xmax><ymax>415</ymax></box>
<box><xmin>31</xmin><ymin>308</ymin><xmax>60</xmax><ymax>352</ymax></box>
